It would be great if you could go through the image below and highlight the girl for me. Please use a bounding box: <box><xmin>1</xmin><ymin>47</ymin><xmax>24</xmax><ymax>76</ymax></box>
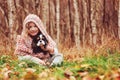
<box><xmin>14</xmin><ymin>14</ymin><xmax>63</xmax><ymax>66</ymax></box>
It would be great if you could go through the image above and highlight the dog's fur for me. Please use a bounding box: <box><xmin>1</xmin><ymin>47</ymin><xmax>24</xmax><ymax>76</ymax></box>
<box><xmin>32</xmin><ymin>32</ymin><xmax>48</xmax><ymax>54</ymax></box>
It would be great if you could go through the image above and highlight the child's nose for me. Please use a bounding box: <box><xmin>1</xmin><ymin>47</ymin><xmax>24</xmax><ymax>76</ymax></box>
<box><xmin>30</xmin><ymin>26</ymin><xmax>36</xmax><ymax>30</ymax></box>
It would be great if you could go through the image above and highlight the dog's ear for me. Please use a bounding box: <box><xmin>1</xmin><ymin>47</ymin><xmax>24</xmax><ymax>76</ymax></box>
<box><xmin>45</xmin><ymin>36</ymin><xmax>48</xmax><ymax>44</ymax></box>
<box><xmin>32</xmin><ymin>41</ymin><xmax>37</xmax><ymax>48</ymax></box>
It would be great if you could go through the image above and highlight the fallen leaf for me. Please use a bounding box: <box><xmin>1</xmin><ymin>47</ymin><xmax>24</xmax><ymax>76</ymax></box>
<box><xmin>23</xmin><ymin>72</ymin><xmax>38</xmax><ymax>80</ymax></box>
<box><xmin>82</xmin><ymin>76</ymin><xmax>93</xmax><ymax>80</ymax></box>
<box><xmin>64</xmin><ymin>69</ymin><xmax>73</xmax><ymax>78</ymax></box>
<box><xmin>81</xmin><ymin>64</ymin><xmax>90</xmax><ymax>68</ymax></box>
<box><xmin>3</xmin><ymin>70</ymin><xmax>13</xmax><ymax>80</ymax></box>
<box><xmin>114</xmin><ymin>76</ymin><xmax>120</xmax><ymax>80</ymax></box>
<box><xmin>70</xmin><ymin>76</ymin><xmax>76</xmax><ymax>80</ymax></box>
<box><xmin>39</xmin><ymin>71</ymin><xmax>48</xmax><ymax>78</ymax></box>
<box><xmin>26</xmin><ymin>68</ymin><xmax>36</xmax><ymax>73</ymax></box>
<box><xmin>78</xmin><ymin>71</ymin><xmax>88</xmax><ymax>77</ymax></box>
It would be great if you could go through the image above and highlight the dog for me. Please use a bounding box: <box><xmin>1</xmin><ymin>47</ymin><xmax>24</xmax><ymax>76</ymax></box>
<box><xmin>32</xmin><ymin>33</ymin><xmax>48</xmax><ymax>54</ymax></box>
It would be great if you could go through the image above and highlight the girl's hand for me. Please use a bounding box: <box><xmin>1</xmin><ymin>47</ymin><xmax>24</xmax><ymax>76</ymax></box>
<box><xmin>39</xmin><ymin>60</ymin><xmax>46</xmax><ymax>65</ymax></box>
<box><xmin>34</xmin><ymin>54</ymin><xmax>46</xmax><ymax>65</ymax></box>
<box><xmin>40</xmin><ymin>44</ymin><xmax>54</xmax><ymax>54</ymax></box>
<box><xmin>34</xmin><ymin>52</ymin><xmax>44</xmax><ymax>58</ymax></box>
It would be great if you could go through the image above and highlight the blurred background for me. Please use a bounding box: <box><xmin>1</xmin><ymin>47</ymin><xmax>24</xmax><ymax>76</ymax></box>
<box><xmin>0</xmin><ymin>0</ymin><xmax>120</xmax><ymax>55</ymax></box>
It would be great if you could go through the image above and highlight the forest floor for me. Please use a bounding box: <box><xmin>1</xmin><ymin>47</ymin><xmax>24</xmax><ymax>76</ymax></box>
<box><xmin>0</xmin><ymin>38</ymin><xmax>120</xmax><ymax>80</ymax></box>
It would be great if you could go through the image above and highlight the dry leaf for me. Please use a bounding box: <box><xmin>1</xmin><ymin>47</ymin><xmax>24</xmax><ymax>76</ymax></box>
<box><xmin>82</xmin><ymin>76</ymin><xmax>93</xmax><ymax>80</ymax></box>
<box><xmin>26</xmin><ymin>68</ymin><xmax>36</xmax><ymax>73</ymax></box>
<box><xmin>39</xmin><ymin>71</ymin><xmax>48</xmax><ymax>78</ymax></box>
<box><xmin>69</xmin><ymin>76</ymin><xmax>76</xmax><ymax>80</ymax></box>
<box><xmin>64</xmin><ymin>69</ymin><xmax>73</xmax><ymax>78</ymax></box>
<box><xmin>3</xmin><ymin>70</ymin><xmax>13</xmax><ymax>80</ymax></box>
<box><xmin>78</xmin><ymin>71</ymin><xmax>88</xmax><ymax>77</ymax></box>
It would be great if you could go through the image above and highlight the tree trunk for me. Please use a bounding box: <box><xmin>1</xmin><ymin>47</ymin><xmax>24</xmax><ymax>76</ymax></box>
<box><xmin>0</xmin><ymin>6</ymin><xmax>9</xmax><ymax>36</ymax></box>
<box><xmin>56</xmin><ymin>0</ymin><xmax>60</xmax><ymax>44</ymax></box>
<box><xmin>103</xmin><ymin>0</ymin><xmax>118</xmax><ymax>38</ymax></box>
<box><xmin>118</xmin><ymin>0</ymin><xmax>120</xmax><ymax>39</ymax></box>
<box><xmin>40</xmin><ymin>0</ymin><xmax>49</xmax><ymax>29</ymax></box>
<box><xmin>0</xmin><ymin>0</ymin><xmax>120</xmax><ymax>48</ymax></box>
<box><xmin>73</xmin><ymin>0</ymin><xmax>80</xmax><ymax>49</ymax></box>
<box><xmin>90</xmin><ymin>0</ymin><xmax>98</xmax><ymax>45</ymax></box>
<box><xmin>82</xmin><ymin>0</ymin><xmax>91</xmax><ymax>47</ymax></box>
<box><xmin>7</xmin><ymin>0</ymin><xmax>16</xmax><ymax>40</ymax></box>
<box><xmin>60</xmin><ymin>0</ymin><xmax>71</xmax><ymax>47</ymax></box>
<box><xmin>96</xmin><ymin>0</ymin><xmax>104</xmax><ymax>45</ymax></box>
<box><xmin>49</xmin><ymin>0</ymin><xmax>56</xmax><ymax>39</ymax></box>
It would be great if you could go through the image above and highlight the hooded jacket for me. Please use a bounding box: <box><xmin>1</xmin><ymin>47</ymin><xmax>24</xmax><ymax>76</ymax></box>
<box><xmin>14</xmin><ymin>14</ymin><xmax>56</xmax><ymax>59</ymax></box>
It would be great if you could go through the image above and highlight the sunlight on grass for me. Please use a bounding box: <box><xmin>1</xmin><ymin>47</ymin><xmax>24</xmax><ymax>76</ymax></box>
<box><xmin>0</xmin><ymin>35</ymin><xmax>120</xmax><ymax>79</ymax></box>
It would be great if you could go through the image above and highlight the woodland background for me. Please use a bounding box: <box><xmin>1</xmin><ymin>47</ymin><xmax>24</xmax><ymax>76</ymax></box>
<box><xmin>1</xmin><ymin>0</ymin><xmax>120</xmax><ymax>79</ymax></box>
<box><xmin>0</xmin><ymin>0</ymin><xmax>120</xmax><ymax>50</ymax></box>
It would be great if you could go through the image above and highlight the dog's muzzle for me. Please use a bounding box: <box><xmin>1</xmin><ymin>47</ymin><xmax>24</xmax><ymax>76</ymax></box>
<box><xmin>37</xmin><ymin>40</ymin><xmax>45</xmax><ymax>46</ymax></box>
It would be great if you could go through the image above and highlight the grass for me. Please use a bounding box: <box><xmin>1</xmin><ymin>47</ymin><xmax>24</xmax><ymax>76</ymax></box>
<box><xmin>0</xmin><ymin>51</ymin><xmax>120</xmax><ymax>80</ymax></box>
<box><xmin>0</xmin><ymin>34</ymin><xmax>120</xmax><ymax>80</ymax></box>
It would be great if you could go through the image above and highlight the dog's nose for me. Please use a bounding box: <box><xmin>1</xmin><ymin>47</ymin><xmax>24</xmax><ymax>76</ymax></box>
<box><xmin>40</xmin><ymin>40</ymin><xmax>42</xmax><ymax>42</ymax></box>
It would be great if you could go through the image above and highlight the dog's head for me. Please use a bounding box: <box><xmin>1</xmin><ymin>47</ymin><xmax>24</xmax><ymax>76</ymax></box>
<box><xmin>36</xmin><ymin>34</ymin><xmax>48</xmax><ymax>47</ymax></box>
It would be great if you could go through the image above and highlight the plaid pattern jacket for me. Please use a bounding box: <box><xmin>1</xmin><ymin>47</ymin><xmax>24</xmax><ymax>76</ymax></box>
<box><xmin>14</xmin><ymin>35</ymin><xmax>51</xmax><ymax>60</ymax></box>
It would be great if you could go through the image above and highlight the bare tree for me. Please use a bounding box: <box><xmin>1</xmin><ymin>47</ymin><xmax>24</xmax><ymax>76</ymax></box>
<box><xmin>60</xmin><ymin>0</ymin><xmax>71</xmax><ymax>47</ymax></box>
<box><xmin>95</xmin><ymin>0</ymin><xmax>104</xmax><ymax>45</ymax></box>
<box><xmin>7</xmin><ymin>0</ymin><xmax>16</xmax><ymax>40</ymax></box>
<box><xmin>90</xmin><ymin>0</ymin><xmax>97</xmax><ymax>45</ymax></box>
<box><xmin>0</xmin><ymin>6</ymin><xmax>9</xmax><ymax>35</ymax></box>
<box><xmin>0</xmin><ymin>0</ymin><xmax>120</xmax><ymax>48</ymax></box>
<box><xmin>40</xmin><ymin>0</ymin><xmax>49</xmax><ymax>29</ymax></box>
<box><xmin>73</xmin><ymin>0</ymin><xmax>80</xmax><ymax>49</ymax></box>
<box><xmin>118</xmin><ymin>0</ymin><xmax>120</xmax><ymax>39</ymax></box>
<box><xmin>49</xmin><ymin>0</ymin><xmax>56</xmax><ymax>39</ymax></box>
<box><xmin>56</xmin><ymin>0</ymin><xmax>60</xmax><ymax>44</ymax></box>
<box><xmin>82</xmin><ymin>0</ymin><xmax>91</xmax><ymax>47</ymax></box>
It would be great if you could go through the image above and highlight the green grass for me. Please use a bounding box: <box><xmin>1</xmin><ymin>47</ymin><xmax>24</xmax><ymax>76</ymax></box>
<box><xmin>0</xmin><ymin>52</ymin><xmax>120</xmax><ymax>80</ymax></box>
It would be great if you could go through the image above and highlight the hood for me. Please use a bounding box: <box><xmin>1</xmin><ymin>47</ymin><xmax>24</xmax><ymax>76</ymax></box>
<box><xmin>22</xmin><ymin>14</ymin><xmax>56</xmax><ymax>47</ymax></box>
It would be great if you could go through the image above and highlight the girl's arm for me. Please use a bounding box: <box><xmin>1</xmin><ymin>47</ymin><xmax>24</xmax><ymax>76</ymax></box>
<box><xmin>14</xmin><ymin>36</ymin><xmax>47</xmax><ymax>65</ymax></box>
<box><xmin>40</xmin><ymin>43</ymin><xmax>54</xmax><ymax>54</ymax></box>
<box><xmin>14</xmin><ymin>36</ymin><xmax>33</xmax><ymax>55</ymax></box>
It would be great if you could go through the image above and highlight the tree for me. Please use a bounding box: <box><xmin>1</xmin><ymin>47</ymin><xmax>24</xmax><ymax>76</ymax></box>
<box><xmin>82</xmin><ymin>0</ymin><xmax>91</xmax><ymax>47</ymax></box>
<box><xmin>118</xmin><ymin>0</ymin><xmax>120</xmax><ymax>39</ymax></box>
<box><xmin>73</xmin><ymin>0</ymin><xmax>80</xmax><ymax>49</ymax></box>
<box><xmin>40</xmin><ymin>0</ymin><xmax>49</xmax><ymax>29</ymax></box>
<box><xmin>0</xmin><ymin>0</ymin><xmax>120</xmax><ymax>48</ymax></box>
<box><xmin>56</xmin><ymin>0</ymin><xmax>60</xmax><ymax>44</ymax></box>
<box><xmin>7</xmin><ymin>0</ymin><xmax>16</xmax><ymax>40</ymax></box>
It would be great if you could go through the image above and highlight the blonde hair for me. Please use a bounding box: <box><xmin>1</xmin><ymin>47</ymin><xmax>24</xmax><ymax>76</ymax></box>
<box><xmin>21</xmin><ymin>23</ymin><xmax>29</xmax><ymax>38</ymax></box>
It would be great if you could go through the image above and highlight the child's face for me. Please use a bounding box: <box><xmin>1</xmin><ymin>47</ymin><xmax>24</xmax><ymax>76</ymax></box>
<box><xmin>27</xmin><ymin>22</ymin><xmax>39</xmax><ymax>36</ymax></box>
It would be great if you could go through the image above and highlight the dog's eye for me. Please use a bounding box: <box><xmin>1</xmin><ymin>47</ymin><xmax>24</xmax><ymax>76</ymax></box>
<box><xmin>37</xmin><ymin>37</ymin><xmax>40</xmax><ymax>40</ymax></box>
<box><xmin>42</xmin><ymin>37</ymin><xmax>44</xmax><ymax>39</ymax></box>
<box><xmin>42</xmin><ymin>36</ymin><xmax>45</xmax><ymax>39</ymax></box>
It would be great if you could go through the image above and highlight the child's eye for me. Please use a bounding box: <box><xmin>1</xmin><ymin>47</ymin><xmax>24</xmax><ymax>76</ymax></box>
<box><xmin>27</xmin><ymin>26</ymin><xmax>31</xmax><ymax>29</ymax></box>
<box><xmin>27</xmin><ymin>25</ymin><xmax>37</xmax><ymax>29</ymax></box>
<box><xmin>34</xmin><ymin>26</ymin><xmax>37</xmax><ymax>27</ymax></box>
